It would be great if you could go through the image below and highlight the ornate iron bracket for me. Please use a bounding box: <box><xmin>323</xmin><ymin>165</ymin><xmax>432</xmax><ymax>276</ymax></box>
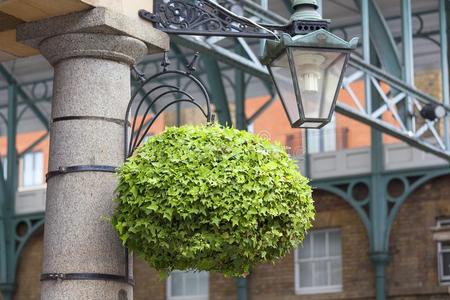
<box><xmin>139</xmin><ymin>0</ymin><xmax>328</xmax><ymax>38</ymax></box>
<box><xmin>125</xmin><ymin>52</ymin><xmax>212</xmax><ymax>158</ymax></box>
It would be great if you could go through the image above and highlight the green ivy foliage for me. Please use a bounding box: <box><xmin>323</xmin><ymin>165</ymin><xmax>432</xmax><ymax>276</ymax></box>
<box><xmin>112</xmin><ymin>124</ymin><xmax>314</xmax><ymax>277</ymax></box>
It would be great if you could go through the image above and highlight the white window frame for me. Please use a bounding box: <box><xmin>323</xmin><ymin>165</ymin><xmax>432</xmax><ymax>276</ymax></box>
<box><xmin>295</xmin><ymin>228</ymin><xmax>343</xmax><ymax>295</ymax></box>
<box><xmin>437</xmin><ymin>219</ymin><xmax>450</xmax><ymax>285</ymax></box>
<box><xmin>166</xmin><ymin>271</ymin><xmax>209</xmax><ymax>300</ymax></box>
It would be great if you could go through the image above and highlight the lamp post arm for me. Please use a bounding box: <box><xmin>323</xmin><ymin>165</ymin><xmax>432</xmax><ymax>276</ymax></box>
<box><xmin>139</xmin><ymin>0</ymin><xmax>329</xmax><ymax>39</ymax></box>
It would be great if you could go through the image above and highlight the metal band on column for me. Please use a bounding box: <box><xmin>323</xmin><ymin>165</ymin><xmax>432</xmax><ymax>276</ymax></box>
<box><xmin>40</xmin><ymin>273</ymin><xmax>135</xmax><ymax>286</ymax></box>
<box><xmin>46</xmin><ymin>165</ymin><xmax>117</xmax><ymax>181</ymax></box>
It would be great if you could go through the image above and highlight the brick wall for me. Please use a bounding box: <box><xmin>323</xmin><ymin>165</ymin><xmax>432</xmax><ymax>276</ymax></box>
<box><xmin>7</xmin><ymin>175</ymin><xmax>450</xmax><ymax>300</ymax></box>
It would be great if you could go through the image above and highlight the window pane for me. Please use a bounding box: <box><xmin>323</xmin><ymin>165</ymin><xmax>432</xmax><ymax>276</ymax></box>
<box><xmin>298</xmin><ymin>234</ymin><xmax>312</xmax><ymax>259</ymax></box>
<box><xmin>22</xmin><ymin>152</ymin><xmax>44</xmax><ymax>187</ymax></box>
<box><xmin>329</xmin><ymin>231</ymin><xmax>341</xmax><ymax>256</ymax></box>
<box><xmin>313</xmin><ymin>261</ymin><xmax>327</xmax><ymax>286</ymax></box>
<box><xmin>170</xmin><ymin>272</ymin><xmax>184</xmax><ymax>296</ymax></box>
<box><xmin>313</xmin><ymin>232</ymin><xmax>326</xmax><ymax>258</ymax></box>
<box><xmin>23</xmin><ymin>153</ymin><xmax>34</xmax><ymax>186</ymax></box>
<box><xmin>443</xmin><ymin>252</ymin><xmax>450</xmax><ymax>277</ymax></box>
<box><xmin>34</xmin><ymin>152</ymin><xmax>44</xmax><ymax>185</ymax></box>
<box><xmin>307</xmin><ymin>130</ymin><xmax>321</xmax><ymax>154</ymax></box>
<box><xmin>170</xmin><ymin>271</ymin><xmax>208</xmax><ymax>298</ymax></box>
<box><xmin>322</xmin><ymin>116</ymin><xmax>336</xmax><ymax>152</ymax></box>
<box><xmin>299</xmin><ymin>262</ymin><xmax>313</xmax><ymax>287</ymax></box>
<box><xmin>307</xmin><ymin>116</ymin><xmax>336</xmax><ymax>154</ymax></box>
<box><xmin>442</xmin><ymin>242</ymin><xmax>450</xmax><ymax>251</ymax></box>
<box><xmin>198</xmin><ymin>272</ymin><xmax>209</xmax><ymax>295</ymax></box>
<box><xmin>185</xmin><ymin>272</ymin><xmax>198</xmax><ymax>295</ymax></box>
<box><xmin>330</xmin><ymin>259</ymin><xmax>342</xmax><ymax>285</ymax></box>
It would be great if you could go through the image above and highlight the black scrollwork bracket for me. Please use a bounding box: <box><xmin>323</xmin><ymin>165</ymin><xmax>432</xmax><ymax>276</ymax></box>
<box><xmin>125</xmin><ymin>52</ymin><xmax>212</xmax><ymax>159</ymax></box>
<box><xmin>139</xmin><ymin>0</ymin><xmax>329</xmax><ymax>38</ymax></box>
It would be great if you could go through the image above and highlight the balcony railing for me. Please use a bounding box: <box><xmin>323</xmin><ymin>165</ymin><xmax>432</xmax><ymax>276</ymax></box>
<box><xmin>14</xmin><ymin>140</ymin><xmax>448</xmax><ymax>215</ymax></box>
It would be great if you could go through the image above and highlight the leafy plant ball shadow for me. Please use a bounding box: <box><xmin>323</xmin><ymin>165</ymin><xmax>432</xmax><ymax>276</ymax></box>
<box><xmin>112</xmin><ymin>124</ymin><xmax>314</xmax><ymax>277</ymax></box>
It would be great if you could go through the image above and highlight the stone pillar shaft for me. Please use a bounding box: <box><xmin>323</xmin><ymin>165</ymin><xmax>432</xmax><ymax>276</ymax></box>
<box><xmin>41</xmin><ymin>34</ymin><xmax>145</xmax><ymax>300</ymax></box>
<box><xmin>16</xmin><ymin>8</ymin><xmax>169</xmax><ymax>300</ymax></box>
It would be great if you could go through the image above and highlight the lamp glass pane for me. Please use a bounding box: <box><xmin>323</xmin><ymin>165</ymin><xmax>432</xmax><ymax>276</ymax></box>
<box><xmin>291</xmin><ymin>49</ymin><xmax>347</xmax><ymax>120</ymax></box>
<box><xmin>269</xmin><ymin>50</ymin><xmax>300</xmax><ymax>125</ymax></box>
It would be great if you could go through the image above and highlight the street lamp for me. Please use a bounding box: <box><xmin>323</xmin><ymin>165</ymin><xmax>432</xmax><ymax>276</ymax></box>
<box><xmin>262</xmin><ymin>0</ymin><xmax>358</xmax><ymax>128</ymax></box>
<box><xmin>140</xmin><ymin>0</ymin><xmax>358</xmax><ymax>129</ymax></box>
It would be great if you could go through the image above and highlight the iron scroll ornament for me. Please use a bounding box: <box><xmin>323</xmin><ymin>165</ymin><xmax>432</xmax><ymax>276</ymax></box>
<box><xmin>139</xmin><ymin>0</ymin><xmax>330</xmax><ymax>38</ymax></box>
<box><xmin>125</xmin><ymin>52</ymin><xmax>213</xmax><ymax>158</ymax></box>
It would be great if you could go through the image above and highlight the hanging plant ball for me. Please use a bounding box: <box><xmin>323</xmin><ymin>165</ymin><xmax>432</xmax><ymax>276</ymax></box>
<box><xmin>112</xmin><ymin>124</ymin><xmax>314</xmax><ymax>277</ymax></box>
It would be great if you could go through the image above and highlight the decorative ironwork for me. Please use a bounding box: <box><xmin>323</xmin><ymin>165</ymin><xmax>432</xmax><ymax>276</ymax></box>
<box><xmin>139</xmin><ymin>0</ymin><xmax>327</xmax><ymax>38</ymax></box>
<box><xmin>125</xmin><ymin>52</ymin><xmax>212</xmax><ymax>158</ymax></box>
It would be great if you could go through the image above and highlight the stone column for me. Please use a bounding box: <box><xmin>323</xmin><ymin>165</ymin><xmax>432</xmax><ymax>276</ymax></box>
<box><xmin>17</xmin><ymin>8</ymin><xmax>168</xmax><ymax>300</ymax></box>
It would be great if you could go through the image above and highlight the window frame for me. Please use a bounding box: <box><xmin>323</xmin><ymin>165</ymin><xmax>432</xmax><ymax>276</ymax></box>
<box><xmin>294</xmin><ymin>228</ymin><xmax>343</xmax><ymax>295</ymax></box>
<box><xmin>166</xmin><ymin>271</ymin><xmax>209</xmax><ymax>300</ymax></box>
<box><xmin>437</xmin><ymin>219</ymin><xmax>450</xmax><ymax>285</ymax></box>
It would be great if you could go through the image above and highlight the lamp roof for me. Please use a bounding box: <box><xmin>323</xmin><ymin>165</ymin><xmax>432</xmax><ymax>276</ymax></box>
<box><xmin>261</xmin><ymin>30</ymin><xmax>359</xmax><ymax>65</ymax></box>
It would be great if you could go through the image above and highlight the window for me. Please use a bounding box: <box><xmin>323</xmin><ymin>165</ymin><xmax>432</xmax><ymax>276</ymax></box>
<box><xmin>1</xmin><ymin>152</ymin><xmax>44</xmax><ymax>188</ymax></box>
<box><xmin>437</xmin><ymin>219</ymin><xmax>450</xmax><ymax>284</ymax></box>
<box><xmin>21</xmin><ymin>152</ymin><xmax>44</xmax><ymax>188</ymax></box>
<box><xmin>307</xmin><ymin>115</ymin><xmax>336</xmax><ymax>154</ymax></box>
<box><xmin>167</xmin><ymin>271</ymin><xmax>209</xmax><ymax>300</ymax></box>
<box><xmin>295</xmin><ymin>229</ymin><xmax>342</xmax><ymax>294</ymax></box>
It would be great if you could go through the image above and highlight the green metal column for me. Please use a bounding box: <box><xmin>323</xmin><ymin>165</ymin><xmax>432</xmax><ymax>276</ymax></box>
<box><xmin>368</xmin><ymin>51</ymin><xmax>389</xmax><ymax>300</ymax></box>
<box><xmin>440</xmin><ymin>0</ymin><xmax>450</xmax><ymax>149</ymax></box>
<box><xmin>304</xmin><ymin>130</ymin><xmax>311</xmax><ymax>178</ymax></box>
<box><xmin>235</xmin><ymin>52</ymin><xmax>247</xmax><ymax>131</ymax></box>
<box><xmin>369</xmin><ymin>126</ymin><xmax>389</xmax><ymax>300</ymax></box>
<box><xmin>0</xmin><ymin>84</ymin><xmax>18</xmax><ymax>300</ymax></box>
<box><xmin>401</xmin><ymin>0</ymin><xmax>414</xmax><ymax>131</ymax></box>
<box><xmin>361</xmin><ymin>1</ymin><xmax>389</xmax><ymax>298</ymax></box>
<box><xmin>202</xmin><ymin>56</ymin><xmax>232</xmax><ymax>126</ymax></box>
<box><xmin>235</xmin><ymin>43</ymin><xmax>249</xmax><ymax>300</ymax></box>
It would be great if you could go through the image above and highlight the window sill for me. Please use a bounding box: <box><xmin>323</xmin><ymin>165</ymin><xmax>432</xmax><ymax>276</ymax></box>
<box><xmin>17</xmin><ymin>184</ymin><xmax>46</xmax><ymax>192</ymax></box>
<box><xmin>296</xmin><ymin>285</ymin><xmax>342</xmax><ymax>295</ymax></box>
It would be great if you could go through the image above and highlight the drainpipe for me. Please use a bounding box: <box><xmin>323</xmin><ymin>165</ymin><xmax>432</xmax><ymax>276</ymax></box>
<box><xmin>237</xmin><ymin>278</ymin><xmax>248</xmax><ymax>300</ymax></box>
<box><xmin>371</xmin><ymin>252</ymin><xmax>389</xmax><ymax>300</ymax></box>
